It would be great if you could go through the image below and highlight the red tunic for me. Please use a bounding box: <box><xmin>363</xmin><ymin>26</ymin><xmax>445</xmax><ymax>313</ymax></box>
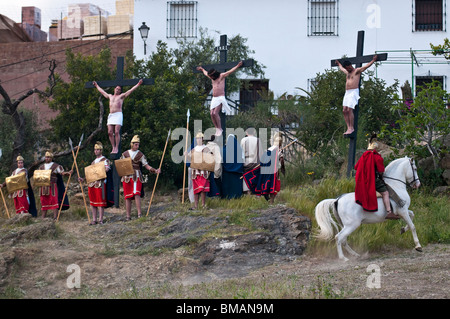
<box><xmin>39</xmin><ymin>163</ymin><xmax>63</xmax><ymax>211</ymax></box>
<box><xmin>87</xmin><ymin>157</ymin><xmax>110</xmax><ymax>207</ymax></box>
<box><xmin>7</xmin><ymin>168</ymin><xmax>30</xmax><ymax>214</ymax></box>
<box><xmin>354</xmin><ymin>150</ymin><xmax>385</xmax><ymax>212</ymax></box>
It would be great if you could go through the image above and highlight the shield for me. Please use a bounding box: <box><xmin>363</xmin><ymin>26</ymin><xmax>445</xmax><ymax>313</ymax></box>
<box><xmin>5</xmin><ymin>172</ymin><xmax>28</xmax><ymax>194</ymax></box>
<box><xmin>33</xmin><ymin>169</ymin><xmax>52</xmax><ymax>187</ymax></box>
<box><xmin>114</xmin><ymin>158</ymin><xmax>134</xmax><ymax>177</ymax></box>
<box><xmin>190</xmin><ymin>150</ymin><xmax>215</xmax><ymax>172</ymax></box>
<box><xmin>84</xmin><ymin>162</ymin><xmax>107</xmax><ymax>184</ymax></box>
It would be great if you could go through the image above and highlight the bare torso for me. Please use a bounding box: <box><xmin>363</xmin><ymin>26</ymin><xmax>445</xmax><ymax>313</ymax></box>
<box><xmin>346</xmin><ymin>69</ymin><xmax>362</xmax><ymax>90</ymax></box>
<box><xmin>108</xmin><ymin>94</ymin><xmax>125</xmax><ymax>113</ymax></box>
<box><xmin>211</xmin><ymin>76</ymin><xmax>226</xmax><ymax>97</ymax></box>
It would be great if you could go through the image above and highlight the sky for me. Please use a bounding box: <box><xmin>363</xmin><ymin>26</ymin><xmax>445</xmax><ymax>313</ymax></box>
<box><xmin>1</xmin><ymin>0</ymin><xmax>118</xmax><ymax>32</ymax></box>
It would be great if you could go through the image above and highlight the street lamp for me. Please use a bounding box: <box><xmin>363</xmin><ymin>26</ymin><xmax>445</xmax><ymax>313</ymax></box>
<box><xmin>138</xmin><ymin>22</ymin><xmax>150</xmax><ymax>55</ymax></box>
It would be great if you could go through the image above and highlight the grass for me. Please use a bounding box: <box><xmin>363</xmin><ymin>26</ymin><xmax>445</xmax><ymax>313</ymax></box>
<box><xmin>278</xmin><ymin>177</ymin><xmax>450</xmax><ymax>258</ymax></box>
<box><xmin>0</xmin><ymin>176</ymin><xmax>448</xmax><ymax>299</ymax></box>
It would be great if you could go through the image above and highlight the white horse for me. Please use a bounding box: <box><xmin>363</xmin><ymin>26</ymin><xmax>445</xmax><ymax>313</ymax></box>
<box><xmin>314</xmin><ymin>157</ymin><xmax>422</xmax><ymax>261</ymax></box>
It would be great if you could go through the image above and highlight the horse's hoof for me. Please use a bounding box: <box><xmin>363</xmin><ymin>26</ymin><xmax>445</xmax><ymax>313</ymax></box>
<box><xmin>401</xmin><ymin>227</ymin><xmax>406</xmax><ymax>235</ymax></box>
<box><xmin>415</xmin><ymin>247</ymin><xmax>423</xmax><ymax>252</ymax></box>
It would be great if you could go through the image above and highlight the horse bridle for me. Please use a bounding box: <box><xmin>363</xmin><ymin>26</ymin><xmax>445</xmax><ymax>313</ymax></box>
<box><xmin>383</xmin><ymin>158</ymin><xmax>419</xmax><ymax>188</ymax></box>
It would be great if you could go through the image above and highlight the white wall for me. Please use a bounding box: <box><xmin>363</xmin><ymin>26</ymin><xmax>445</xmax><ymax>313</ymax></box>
<box><xmin>134</xmin><ymin>0</ymin><xmax>450</xmax><ymax>97</ymax></box>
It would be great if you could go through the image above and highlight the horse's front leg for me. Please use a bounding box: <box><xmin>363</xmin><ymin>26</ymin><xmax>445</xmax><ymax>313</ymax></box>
<box><xmin>401</xmin><ymin>210</ymin><xmax>415</xmax><ymax>234</ymax></box>
<box><xmin>398</xmin><ymin>209</ymin><xmax>422</xmax><ymax>252</ymax></box>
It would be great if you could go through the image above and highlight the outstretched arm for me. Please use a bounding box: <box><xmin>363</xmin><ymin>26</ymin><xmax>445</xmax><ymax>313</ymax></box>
<box><xmin>196</xmin><ymin>66</ymin><xmax>210</xmax><ymax>78</ymax></box>
<box><xmin>358</xmin><ymin>55</ymin><xmax>378</xmax><ymax>73</ymax></box>
<box><xmin>122</xmin><ymin>79</ymin><xmax>143</xmax><ymax>98</ymax></box>
<box><xmin>335</xmin><ymin>60</ymin><xmax>349</xmax><ymax>74</ymax></box>
<box><xmin>93</xmin><ymin>81</ymin><xmax>110</xmax><ymax>99</ymax></box>
<box><xmin>221</xmin><ymin>61</ymin><xmax>243</xmax><ymax>78</ymax></box>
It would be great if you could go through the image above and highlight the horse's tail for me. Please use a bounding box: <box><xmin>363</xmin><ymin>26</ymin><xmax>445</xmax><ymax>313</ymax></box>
<box><xmin>314</xmin><ymin>199</ymin><xmax>341</xmax><ymax>241</ymax></box>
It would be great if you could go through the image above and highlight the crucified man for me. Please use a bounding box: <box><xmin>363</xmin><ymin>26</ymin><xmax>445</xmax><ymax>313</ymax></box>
<box><xmin>336</xmin><ymin>55</ymin><xmax>377</xmax><ymax>136</ymax></box>
<box><xmin>93</xmin><ymin>79</ymin><xmax>143</xmax><ymax>153</ymax></box>
<box><xmin>197</xmin><ymin>61</ymin><xmax>243</xmax><ymax>136</ymax></box>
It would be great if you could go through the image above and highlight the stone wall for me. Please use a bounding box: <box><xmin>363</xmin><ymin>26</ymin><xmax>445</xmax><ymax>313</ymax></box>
<box><xmin>0</xmin><ymin>39</ymin><xmax>132</xmax><ymax>129</ymax></box>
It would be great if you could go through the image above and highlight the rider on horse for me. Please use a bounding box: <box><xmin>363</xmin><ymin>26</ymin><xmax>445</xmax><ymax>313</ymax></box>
<box><xmin>354</xmin><ymin>134</ymin><xmax>400</xmax><ymax>220</ymax></box>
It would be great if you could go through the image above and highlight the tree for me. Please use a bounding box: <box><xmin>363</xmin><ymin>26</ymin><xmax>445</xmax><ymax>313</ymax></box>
<box><xmin>382</xmin><ymin>80</ymin><xmax>449</xmax><ymax>170</ymax></box>
<box><xmin>172</xmin><ymin>27</ymin><xmax>266</xmax><ymax>97</ymax></box>
<box><xmin>294</xmin><ymin>68</ymin><xmax>399</xmax><ymax>155</ymax></box>
<box><xmin>0</xmin><ymin>59</ymin><xmax>57</xmax><ymax>173</ymax></box>
<box><xmin>430</xmin><ymin>38</ymin><xmax>450</xmax><ymax>59</ymax></box>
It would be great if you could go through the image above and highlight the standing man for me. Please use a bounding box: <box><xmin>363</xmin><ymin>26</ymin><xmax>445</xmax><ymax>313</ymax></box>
<box><xmin>93</xmin><ymin>79</ymin><xmax>143</xmax><ymax>154</ymax></box>
<box><xmin>38</xmin><ymin>151</ymin><xmax>71</xmax><ymax>220</ymax></box>
<box><xmin>354</xmin><ymin>135</ymin><xmax>399</xmax><ymax>219</ymax></box>
<box><xmin>336</xmin><ymin>55</ymin><xmax>377</xmax><ymax>136</ymax></box>
<box><xmin>79</xmin><ymin>142</ymin><xmax>112</xmax><ymax>225</ymax></box>
<box><xmin>196</xmin><ymin>61</ymin><xmax>243</xmax><ymax>137</ymax></box>
<box><xmin>240</xmin><ymin>127</ymin><xmax>262</xmax><ymax>194</ymax></box>
<box><xmin>0</xmin><ymin>155</ymin><xmax>36</xmax><ymax>216</ymax></box>
<box><xmin>256</xmin><ymin>132</ymin><xmax>284</xmax><ymax>203</ymax></box>
<box><xmin>120</xmin><ymin>135</ymin><xmax>161</xmax><ymax>220</ymax></box>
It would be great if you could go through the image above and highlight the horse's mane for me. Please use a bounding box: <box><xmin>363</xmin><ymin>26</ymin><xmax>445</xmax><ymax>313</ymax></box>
<box><xmin>385</xmin><ymin>156</ymin><xmax>410</xmax><ymax>173</ymax></box>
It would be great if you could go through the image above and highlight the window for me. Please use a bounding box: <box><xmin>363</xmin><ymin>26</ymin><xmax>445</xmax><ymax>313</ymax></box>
<box><xmin>167</xmin><ymin>1</ymin><xmax>198</xmax><ymax>38</ymax></box>
<box><xmin>308</xmin><ymin>0</ymin><xmax>339</xmax><ymax>36</ymax></box>
<box><xmin>415</xmin><ymin>75</ymin><xmax>445</xmax><ymax>94</ymax></box>
<box><xmin>413</xmin><ymin>0</ymin><xmax>446</xmax><ymax>31</ymax></box>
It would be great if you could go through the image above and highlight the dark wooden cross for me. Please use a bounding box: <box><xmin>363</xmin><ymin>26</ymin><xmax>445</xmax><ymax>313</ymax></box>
<box><xmin>331</xmin><ymin>30</ymin><xmax>388</xmax><ymax>177</ymax></box>
<box><xmin>85</xmin><ymin>56</ymin><xmax>155</xmax><ymax>207</ymax></box>
<box><xmin>193</xmin><ymin>34</ymin><xmax>253</xmax><ymax>143</ymax></box>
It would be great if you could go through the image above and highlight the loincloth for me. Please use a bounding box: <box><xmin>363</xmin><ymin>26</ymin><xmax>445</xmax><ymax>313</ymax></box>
<box><xmin>342</xmin><ymin>88</ymin><xmax>360</xmax><ymax>109</ymax></box>
<box><xmin>107</xmin><ymin>112</ymin><xmax>123</xmax><ymax>126</ymax></box>
<box><xmin>210</xmin><ymin>96</ymin><xmax>231</xmax><ymax>114</ymax></box>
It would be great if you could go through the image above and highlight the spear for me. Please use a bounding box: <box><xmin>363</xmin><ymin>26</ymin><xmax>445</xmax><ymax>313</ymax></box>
<box><xmin>56</xmin><ymin>134</ymin><xmax>85</xmax><ymax>222</ymax></box>
<box><xmin>182</xmin><ymin>109</ymin><xmax>190</xmax><ymax>204</ymax></box>
<box><xmin>0</xmin><ymin>187</ymin><xmax>10</xmax><ymax>219</ymax></box>
<box><xmin>146</xmin><ymin>129</ymin><xmax>171</xmax><ymax>217</ymax></box>
<box><xmin>0</xmin><ymin>150</ymin><xmax>8</xmax><ymax>218</ymax></box>
<box><xmin>69</xmin><ymin>136</ymin><xmax>90</xmax><ymax>223</ymax></box>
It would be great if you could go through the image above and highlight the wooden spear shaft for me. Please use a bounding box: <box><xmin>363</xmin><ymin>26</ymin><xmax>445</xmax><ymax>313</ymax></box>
<box><xmin>0</xmin><ymin>187</ymin><xmax>10</xmax><ymax>219</ymax></box>
<box><xmin>146</xmin><ymin>129</ymin><xmax>171</xmax><ymax>217</ymax></box>
<box><xmin>71</xmin><ymin>147</ymin><xmax>91</xmax><ymax>223</ymax></box>
<box><xmin>182</xmin><ymin>110</ymin><xmax>190</xmax><ymax>204</ymax></box>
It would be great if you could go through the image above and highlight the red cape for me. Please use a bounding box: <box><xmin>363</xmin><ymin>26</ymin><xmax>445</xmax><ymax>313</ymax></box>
<box><xmin>354</xmin><ymin>150</ymin><xmax>385</xmax><ymax>212</ymax></box>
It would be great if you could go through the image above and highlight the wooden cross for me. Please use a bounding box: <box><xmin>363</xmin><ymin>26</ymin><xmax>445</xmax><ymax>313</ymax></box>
<box><xmin>193</xmin><ymin>34</ymin><xmax>254</xmax><ymax>143</ymax></box>
<box><xmin>85</xmin><ymin>56</ymin><xmax>155</xmax><ymax>207</ymax></box>
<box><xmin>331</xmin><ymin>30</ymin><xmax>388</xmax><ymax>177</ymax></box>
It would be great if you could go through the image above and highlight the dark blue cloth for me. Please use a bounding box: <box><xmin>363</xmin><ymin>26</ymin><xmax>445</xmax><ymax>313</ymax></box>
<box><xmin>221</xmin><ymin>135</ymin><xmax>243</xmax><ymax>199</ymax></box>
<box><xmin>27</xmin><ymin>180</ymin><xmax>37</xmax><ymax>217</ymax></box>
<box><xmin>256</xmin><ymin>149</ymin><xmax>277</xmax><ymax>195</ymax></box>
<box><xmin>57</xmin><ymin>174</ymin><xmax>70</xmax><ymax>211</ymax></box>
<box><xmin>207</xmin><ymin>172</ymin><xmax>222</xmax><ymax>198</ymax></box>
<box><xmin>222</xmin><ymin>135</ymin><xmax>244</xmax><ymax>174</ymax></box>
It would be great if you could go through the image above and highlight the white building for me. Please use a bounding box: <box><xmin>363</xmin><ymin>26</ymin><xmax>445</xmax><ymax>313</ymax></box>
<box><xmin>133</xmin><ymin>0</ymin><xmax>450</xmax><ymax>99</ymax></box>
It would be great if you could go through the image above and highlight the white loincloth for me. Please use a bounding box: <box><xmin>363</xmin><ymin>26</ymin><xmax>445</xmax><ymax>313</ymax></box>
<box><xmin>210</xmin><ymin>96</ymin><xmax>231</xmax><ymax>114</ymax></box>
<box><xmin>342</xmin><ymin>88</ymin><xmax>360</xmax><ymax>109</ymax></box>
<box><xmin>107</xmin><ymin>112</ymin><xmax>123</xmax><ymax>126</ymax></box>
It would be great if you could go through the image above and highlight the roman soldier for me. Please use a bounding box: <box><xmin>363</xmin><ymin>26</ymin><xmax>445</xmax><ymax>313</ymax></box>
<box><xmin>38</xmin><ymin>151</ymin><xmax>71</xmax><ymax>219</ymax></box>
<box><xmin>354</xmin><ymin>134</ymin><xmax>398</xmax><ymax>219</ymax></box>
<box><xmin>120</xmin><ymin>135</ymin><xmax>160</xmax><ymax>220</ymax></box>
<box><xmin>0</xmin><ymin>155</ymin><xmax>37</xmax><ymax>216</ymax></box>
<box><xmin>79</xmin><ymin>142</ymin><xmax>113</xmax><ymax>225</ymax></box>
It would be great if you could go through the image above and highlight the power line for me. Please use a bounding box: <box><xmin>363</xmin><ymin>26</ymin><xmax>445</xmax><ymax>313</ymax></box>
<box><xmin>2</xmin><ymin>32</ymin><xmax>131</xmax><ymax>100</ymax></box>
<box><xmin>0</xmin><ymin>30</ymin><xmax>132</xmax><ymax>70</ymax></box>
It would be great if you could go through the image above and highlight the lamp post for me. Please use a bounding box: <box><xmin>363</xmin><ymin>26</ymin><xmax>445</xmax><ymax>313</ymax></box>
<box><xmin>138</xmin><ymin>22</ymin><xmax>150</xmax><ymax>55</ymax></box>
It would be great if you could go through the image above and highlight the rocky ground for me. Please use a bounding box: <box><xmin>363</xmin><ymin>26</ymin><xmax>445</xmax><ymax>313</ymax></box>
<box><xmin>0</xmin><ymin>198</ymin><xmax>448</xmax><ymax>300</ymax></box>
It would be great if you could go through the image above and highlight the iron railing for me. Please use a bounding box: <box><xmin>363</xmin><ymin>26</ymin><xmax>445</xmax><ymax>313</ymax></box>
<box><xmin>166</xmin><ymin>1</ymin><xmax>198</xmax><ymax>38</ymax></box>
<box><xmin>307</xmin><ymin>0</ymin><xmax>339</xmax><ymax>36</ymax></box>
